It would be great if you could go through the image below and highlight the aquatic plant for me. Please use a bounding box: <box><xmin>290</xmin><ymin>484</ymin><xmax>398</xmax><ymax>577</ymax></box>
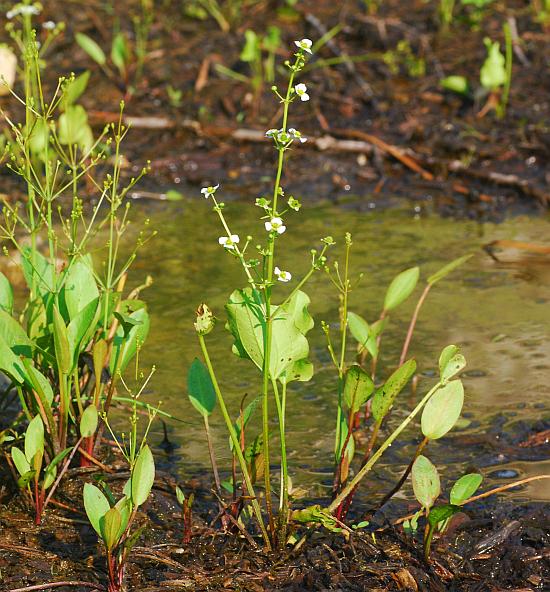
<box><xmin>83</xmin><ymin>375</ymin><xmax>157</xmax><ymax>592</ymax></box>
<box><xmin>187</xmin><ymin>38</ymin><xmax>473</xmax><ymax>550</ymax></box>
<box><xmin>0</xmin><ymin>15</ymin><xmax>153</xmax><ymax>521</ymax></box>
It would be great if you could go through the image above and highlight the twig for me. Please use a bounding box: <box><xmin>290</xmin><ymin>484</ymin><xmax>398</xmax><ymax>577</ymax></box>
<box><xmin>7</xmin><ymin>582</ymin><xmax>105</xmax><ymax>592</ymax></box>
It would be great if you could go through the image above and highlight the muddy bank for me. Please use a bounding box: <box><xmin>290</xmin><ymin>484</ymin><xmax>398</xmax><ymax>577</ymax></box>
<box><xmin>0</xmin><ymin>1</ymin><xmax>549</xmax><ymax>218</ymax></box>
<box><xmin>0</xmin><ymin>465</ymin><xmax>548</xmax><ymax>591</ymax></box>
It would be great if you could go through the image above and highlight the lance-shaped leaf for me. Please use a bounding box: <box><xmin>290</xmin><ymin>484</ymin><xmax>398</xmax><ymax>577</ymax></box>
<box><xmin>80</xmin><ymin>405</ymin><xmax>99</xmax><ymax>438</ymax></box>
<box><xmin>421</xmin><ymin>379</ymin><xmax>464</xmax><ymax>440</ymax></box>
<box><xmin>450</xmin><ymin>473</ymin><xmax>483</xmax><ymax>505</ymax></box>
<box><xmin>53</xmin><ymin>306</ymin><xmax>72</xmax><ymax>376</ymax></box>
<box><xmin>428</xmin><ymin>254</ymin><xmax>473</xmax><ymax>286</ymax></box>
<box><xmin>131</xmin><ymin>445</ymin><xmax>155</xmax><ymax>507</ymax></box>
<box><xmin>67</xmin><ymin>297</ymin><xmax>100</xmax><ymax>370</ymax></box>
<box><xmin>343</xmin><ymin>365</ymin><xmax>374</xmax><ymax>414</ymax></box>
<box><xmin>43</xmin><ymin>446</ymin><xmax>73</xmax><ymax>489</ymax></box>
<box><xmin>11</xmin><ymin>446</ymin><xmax>31</xmax><ymax>477</ymax></box>
<box><xmin>438</xmin><ymin>345</ymin><xmax>466</xmax><ymax>383</ymax></box>
<box><xmin>187</xmin><ymin>358</ymin><xmax>216</xmax><ymax>417</ymax></box>
<box><xmin>61</xmin><ymin>255</ymin><xmax>99</xmax><ymax>320</ymax></box>
<box><xmin>0</xmin><ymin>333</ymin><xmax>28</xmax><ymax>383</ymax></box>
<box><xmin>411</xmin><ymin>455</ymin><xmax>440</xmax><ymax>510</ymax></box>
<box><xmin>83</xmin><ymin>483</ymin><xmax>111</xmax><ymax>537</ymax></box>
<box><xmin>24</xmin><ymin>415</ymin><xmax>44</xmax><ymax>463</ymax></box>
<box><xmin>0</xmin><ymin>271</ymin><xmax>13</xmax><ymax>313</ymax></box>
<box><xmin>75</xmin><ymin>33</ymin><xmax>106</xmax><ymax>66</ymax></box>
<box><xmin>100</xmin><ymin>506</ymin><xmax>122</xmax><ymax>551</ymax></box>
<box><xmin>20</xmin><ymin>247</ymin><xmax>54</xmax><ymax>299</ymax></box>
<box><xmin>62</xmin><ymin>70</ymin><xmax>90</xmax><ymax>108</ymax></box>
<box><xmin>347</xmin><ymin>312</ymin><xmax>378</xmax><ymax>359</ymax></box>
<box><xmin>371</xmin><ymin>359</ymin><xmax>416</xmax><ymax>423</ymax></box>
<box><xmin>384</xmin><ymin>267</ymin><xmax>419</xmax><ymax>312</ymax></box>
<box><xmin>225</xmin><ymin>288</ymin><xmax>314</xmax><ymax>383</ymax></box>
<box><xmin>110</xmin><ymin>307</ymin><xmax>150</xmax><ymax>375</ymax></box>
<box><xmin>0</xmin><ymin>310</ymin><xmax>34</xmax><ymax>358</ymax></box>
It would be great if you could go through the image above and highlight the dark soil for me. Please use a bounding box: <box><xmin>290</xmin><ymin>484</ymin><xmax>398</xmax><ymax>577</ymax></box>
<box><xmin>0</xmin><ymin>1</ymin><xmax>549</xmax><ymax>219</ymax></box>
<box><xmin>0</xmin><ymin>464</ymin><xmax>548</xmax><ymax>592</ymax></box>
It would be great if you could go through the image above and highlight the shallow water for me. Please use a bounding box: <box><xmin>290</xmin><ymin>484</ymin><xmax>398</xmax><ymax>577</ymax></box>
<box><xmin>124</xmin><ymin>199</ymin><xmax>550</xmax><ymax>505</ymax></box>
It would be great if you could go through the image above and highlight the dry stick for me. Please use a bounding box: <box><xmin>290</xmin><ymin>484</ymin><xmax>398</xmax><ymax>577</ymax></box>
<box><xmin>42</xmin><ymin>437</ymin><xmax>83</xmax><ymax>512</ymax></box>
<box><xmin>8</xmin><ymin>582</ymin><xmax>105</xmax><ymax>592</ymax></box>
<box><xmin>392</xmin><ymin>475</ymin><xmax>550</xmax><ymax>528</ymax></box>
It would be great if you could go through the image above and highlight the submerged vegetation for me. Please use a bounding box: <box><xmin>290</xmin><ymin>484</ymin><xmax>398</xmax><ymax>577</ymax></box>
<box><xmin>0</xmin><ymin>1</ymin><xmax>548</xmax><ymax>591</ymax></box>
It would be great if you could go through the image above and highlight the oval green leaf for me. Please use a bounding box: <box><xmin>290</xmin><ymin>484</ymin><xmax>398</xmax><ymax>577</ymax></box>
<box><xmin>83</xmin><ymin>483</ymin><xmax>110</xmax><ymax>537</ymax></box>
<box><xmin>100</xmin><ymin>506</ymin><xmax>122</xmax><ymax>550</ymax></box>
<box><xmin>421</xmin><ymin>379</ymin><xmax>464</xmax><ymax>440</ymax></box>
<box><xmin>80</xmin><ymin>405</ymin><xmax>99</xmax><ymax>438</ymax></box>
<box><xmin>131</xmin><ymin>445</ymin><xmax>155</xmax><ymax>507</ymax></box>
<box><xmin>24</xmin><ymin>415</ymin><xmax>44</xmax><ymax>463</ymax></box>
<box><xmin>347</xmin><ymin>312</ymin><xmax>378</xmax><ymax>359</ymax></box>
<box><xmin>384</xmin><ymin>267</ymin><xmax>419</xmax><ymax>312</ymax></box>
<box><xmin>75</xmin><ymin>33</ymin><xmax>106</xmax><ymax>66</ymax></box>
<box><xmin>411</xmin><ymin>455</ymin><xmax>440</xmax><ymax>510</ymax></box>
<box><xmin>450</xmin><ymin>473</ymin><xmax>483</xmax><ymax>505</ymax></box>
<box><xmin>438</xmin><ymin>344</ymin><xmax>466</xmax><ymax>383</ymax></box>
<box><xmin>0</xmin><ymin>272</ymin><xmax>13</xmax><ymax>313</ymax></box>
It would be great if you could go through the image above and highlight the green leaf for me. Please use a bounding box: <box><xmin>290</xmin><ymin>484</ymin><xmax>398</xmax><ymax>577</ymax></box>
<box><xmin>58</xmin><ymin>105</ymin><xmax>94</xmax><ymax>152</ymax></box>
<box><xmin>114</xmin><ymin>496</ymin><xmax>131</xmax><ymax>539</ymax></box>
<box><xmin>175</xmin><ymin>486</ymin><xmax>185</xmax><ymax>506</ymax></box>
<box><xmin>43</xmin><ymin>446</ymin><xmax>73</xmax><ymax>489</ymax></box>
<box><xmin>225</xmin><ymin>288</ymin><xmax>314</xmax><ymax>383</ymax></box>
<box><xmin>53</xmin><ymin>305</ymin><xmax>72</xmax><ymax>375</ymax></box>
<box><xmin>440</xmin><ymin>75</ymin><xmax>470</xmax><ymax>95</ymax></box>
<box><xmin>75</xmin><ymin>33</ymin><xmax>107</xmax><ymax>66</ymax></box>
<box><xmin>450</xmin><ymin>473</ymin><xmax>483</xmax><ymax>505</ymax></box>
<box><xmin>231</xmin><ymin>396</ymin><xmax>260</xmax><ymax>451</ymax></box>
<box><xmin>28</xmin><ymin>117</ymin><xmax>50</xmax><ymax>156</ymax></box>
<box><xmin>67</xmin><ymin>297</ymin><xmax>100</xmax><ymax>370</ymax></box>
<box><xmin>20</xmin><ymin>247</ymin><xmax>54</xmax><ymax>299</ymax></box>
<box><xmin>428</xmin><ymin>503</ymin><xmax>462</xmax><ymax>528</ymax></box>
<box><xmin>343</xmin><ymin>365</ymin><xmax>374</xmax><ymax>413</ymax></box>
<box><xmin>100</xmin><ymin>507</ymin><xmax>122</xmax><ymax>550</ymax></box>
<box><xmin>240</xmin><ymin>30</ymin><xmax>260</xmax><ymax>62</ymax></box>
<box><xmin>131</xmin><ymin>445</ymin><xmax>155</xmax><ymax>507</ymax></box>
<box><xmin>438</xmin><ymin>345</ymin><xmax>466</xmax><ymax>383</ymax></box>
<box><xmin>62</xmin><ymin>71</ymin><xmax>91</xmax><ymax>108</ymax></box>
<box><xmin>480</xmin><ymin>39</ymin><xmax>506</xmax><ymax>90</ymax></box>
<box><xmin>384</xmin><ymin>267</ymin><xmax>419</xmax><ymax>312</ymax></box>
<box><xmin>347</xmin><ymin>312</ymin><xmax>377</xmax><ymax>359</ymax></box>
<box><xmin>0</xmin><ymin>310</ymin><xmax>34</xmax><ymax>358</ymax></box>
<box><xmin>110</xmin><ymin>307</ymin><xmax>150</xmax><ymax>375</ymax></box>
<box><xmin>428</xmin><ymin>254</ymin><xmax>473</xmax><ymax>285</ymax></box>
<box><xmin>411</xmin><ymin>455</ymin><xmax>440</xmax><ymax>510</ymax></box>
<box><xmin>371</xmin><ymin>359</ymin><xmax>416</xmax><ymax>423</ymax></box>
<box><xmin>17</xmin><ymin>470</ymin><xmax>37</xmax><ymax>489</ymax></box>
<box><xmin>80</xmin><ymin>405</ymin><xmax>98</xmax><ymax>438</ymax></box>
<box><xmin>111</xmin><ymin>33</ymin><xmax>129</xmax><ymax>75</ymax></box>
<box><xmin>61</xmin><ymin>256</ymin><xmax>99</xmax><ymax>319</ymax></box>
<box><xmin>0</xmin><ymin>333</ymin><xmax>28</xmax><ymax>383</ymax></box>
<box><xmin>187</xmin><ymin>358</ymin><xmax>216</xmax><ymax>417</ymax></box>
<box><xmin>11</xmin><ymin>446</ymin><xmax>31</xmax><ymax>477</ymax></box>
<box><xmin>0</xmin><ymin>272</ymin><xmax>13</xmax><ymax>313</ymax></box>
<box><xmin>22</xmin><ymin>360</ymin><xmax>54</xmax><ymax>406</ymax></box>
<box><xmin>421</xmin><ymin>379</ymin><xmax>464</xmax><ymax>440</ymax></box>
<box><xmin>83</xmin><ymin>483</ymin><xmax>111</xmax><ymax>537</ymax></box>
<box><xmin>24</xmin><ymin>415</ymin><xmax>44</xmax><ymax>463</ymax></box>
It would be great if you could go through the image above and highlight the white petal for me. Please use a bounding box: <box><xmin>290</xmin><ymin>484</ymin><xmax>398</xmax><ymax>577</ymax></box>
<box><xmin>218</xmin><ymin>237</ymin><xmax>227</xmax><ymax>245</ymax></box>
<box><xmin>277</xmin><ymin>226</ymin><xmax>286</xmax><ymax>234</ymax></box>
<box><xmin>274</xmin><ymin>266</ymin><xmax>281</xmax><ymax>275</ymax></box>
<box><xmin>231</xmin><ymin>234</ymin><xmax>240</xmax><ymax>243</ymax></box>
<box><xmin>300</xmin><ymin>93</ymin><xmax>309</xmax><ymax>102</ymax></box>
<box><xmin>265</xmin><ymin>222</ymin><xmax>272</xmax><ymax>231</ymax></box>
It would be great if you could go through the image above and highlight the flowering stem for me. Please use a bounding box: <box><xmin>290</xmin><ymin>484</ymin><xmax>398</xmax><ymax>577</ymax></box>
<box><xmin>261</xmin><ymin>58</ymin><xmax>300</xmax><ymax>543</ymax></box>
<box><xmin>198</xmin><ymin>333</ymin><xmax>270</xmax><ymax>549</ymax></box>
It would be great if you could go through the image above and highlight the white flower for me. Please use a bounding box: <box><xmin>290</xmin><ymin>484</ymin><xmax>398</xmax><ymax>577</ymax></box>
<box><xmin>265</xmin><ymin>128</ymin><xmax>278</xmax><ymax>138</ymax></box>
<box><xmin>294</xmin><ymin>83</ymin><xmax>310</xmax><ymax>101</ymax></box>
<box><xmin>201</xmin><ymin>184</ymin><xmax>219</xmax><ymax>198</ymax></box>
<box><xmin>288</xmin><ymin>128</ymin><xmax>307</xmax><ymax>143</ymax></box>
<box><xmin>218</xmin><ymin>234</ymin><xmax>240</xmax><ymax>250</ymax></box>
<box><xmin>7</xmin><ymin>4</ymin><xmax>41</xmax><ymax>18</ymax></box>
<box><xmin>265</xmin><ymin>217</ymin><xmax>286</xmax><ymax>234</ymax></box>
<box><xmin>274</xmin><ymin>267</ymin><xmax>292</xmax><ymax>282</ymax></box>
<box><xmin>294</xmin><ymin>38</ymin><xmax>313</xmax><ymax>54</ymax></box>
<box><xmin>42</xmin><ymin>20</ymin><xmax>56</xmax><ymax>30</ymax></box>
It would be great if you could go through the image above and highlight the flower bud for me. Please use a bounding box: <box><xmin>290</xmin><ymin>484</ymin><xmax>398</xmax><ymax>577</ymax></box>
<box><xmin>194</xmin><ymin>303</ymin><xmax>215</xmax><ymax>335</ymax></box>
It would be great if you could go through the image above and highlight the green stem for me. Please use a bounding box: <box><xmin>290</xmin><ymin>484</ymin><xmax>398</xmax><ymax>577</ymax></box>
<box><xmin>327</xmin><ymin>380</ymin><xmax>442</xmax><ymax>514</ymax></box>
<box><xmin>198</xmin><ymin>333</ymin><xmax>270</xmax><ymax>549</ymax></box>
